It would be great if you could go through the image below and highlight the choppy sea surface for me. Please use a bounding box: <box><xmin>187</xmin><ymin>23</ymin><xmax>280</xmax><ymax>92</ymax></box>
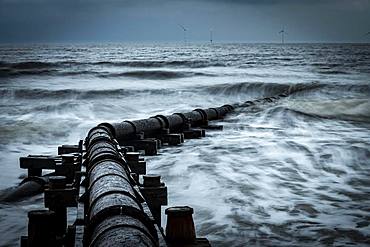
<box><xmin>0</xmin><ymin>43</ymin><xmax>369</xmax><ymax>246</ymax></box>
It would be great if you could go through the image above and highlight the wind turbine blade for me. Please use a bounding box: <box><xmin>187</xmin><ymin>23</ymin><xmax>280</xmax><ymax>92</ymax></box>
<box><xmin>178</xmin><ymin>24</ymin><xmax>186</xmax><ymax>31</ymax></box>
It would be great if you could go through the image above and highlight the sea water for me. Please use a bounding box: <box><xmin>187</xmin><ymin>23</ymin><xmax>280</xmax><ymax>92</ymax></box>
<box><xmin>0</xmin><ymin>43</ymin><xmax>369</xmax><ymax>246</ymax></box>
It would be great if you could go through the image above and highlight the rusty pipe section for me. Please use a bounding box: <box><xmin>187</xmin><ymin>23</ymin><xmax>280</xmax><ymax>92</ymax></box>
<box><xmin>84</xmin><ymin>126</ymin><xmax>159</xmax><ymax>247</ymax></box>
<box><xmin>0</xmin><ymin>177</ymin><xmax>47</xmax><ymax>202</ymax></box>
<box><xmin>100</xmin><ymin>104</ymin><xmax>234</xmax><ymax>142</ymax></box>
<box><xmin>100</xmin><ymin>82</ymin><xmax>318</xmax><ymax>143</ymax></box>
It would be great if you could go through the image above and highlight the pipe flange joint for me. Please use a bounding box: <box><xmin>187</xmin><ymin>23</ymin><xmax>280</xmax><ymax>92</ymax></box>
<box><xmin>123</xmin><ymin>121</ymin><xmax>137</xmax><ymax>135</ymax></box>
<box><xmin>194</xmin><ymin>108</ymin><xmax>208</xmax><ymax>124</ymax></box>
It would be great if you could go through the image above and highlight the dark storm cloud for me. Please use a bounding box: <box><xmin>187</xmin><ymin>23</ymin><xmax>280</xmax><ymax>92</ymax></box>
<box><xmin>0</xmin><ymin>0</ymin><xmax>369</xmax><ymax>43</ymax></box>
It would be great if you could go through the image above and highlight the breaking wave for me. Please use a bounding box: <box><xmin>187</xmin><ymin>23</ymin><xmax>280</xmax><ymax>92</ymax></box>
<box><xmin>0</xmin><ymin>60</ymin><xmax>215</xmax><ymax>79</ymax></box>
<box><xmin>98</xmin><ymin>70</ymin><xmax>213</xmax><ymax>79</ymax></box>
<box><xmin>0</xmin><ymin>59</ymin><xmax>224</xmax><ymax>71</ymax></box>
<box><xmin>202</xmin><ymin>82</ymin><xmax>323</xmax><ymax>97</ymax></box>
<box><xmin>0</xmin><ymin>61</ymin><xmax>57</xmax><ymax>69</ymax></box>
<box><xmin>283</xmin><ymin>99</ymin><xmax>370</xmax><ymax>123</ymax></box>
<box><xmin>0</xmin><ymin>88</ymin><xmax>178</xmax><ymax>100</ymax></box>
<box><xmin>93</xmin><ymin>60</ymin><xmax>225</xmax><ymax>68</ymax></box>
<box><xmin>259</xmin><ymin>98</ymin><xmax>370</xmax><ymax>124</ymax></box>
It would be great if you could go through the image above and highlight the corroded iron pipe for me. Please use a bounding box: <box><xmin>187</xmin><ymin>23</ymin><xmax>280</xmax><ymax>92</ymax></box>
<box><xmin>100</xmin><ymin>104</ymin><xmax>234</xmax><ymax>142</ymax></box>
<box><xmin>0</xmin><ymin>177</ymin><xmax>47</xmax><ymax>202</ymax></box>
<box><xmin>100</xmin><ymin>82</ymin><xmax>318</xmax><ymax>142</ymax></box>
<box><xmin>84</xmin><ymin>127</ymin><xmax>158</xmax><ymax>247</ymax></box>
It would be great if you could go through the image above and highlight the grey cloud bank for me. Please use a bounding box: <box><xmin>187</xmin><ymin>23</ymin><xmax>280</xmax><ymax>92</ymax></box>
<box><xmin>0</xmin><ymin>0</ymin><xmax>369</xmax><ymax>43</ymax></box>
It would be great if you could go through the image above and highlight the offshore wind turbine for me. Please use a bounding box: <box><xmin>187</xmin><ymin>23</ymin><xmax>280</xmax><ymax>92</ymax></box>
<box><xmin>210</xmin><ymin>29</ymin><xmax>213</xmax><ymax>44</ymax></box>
<box><xmin>362</xmin><ymin>32</ymin><xmax>370</xmax><ymax>41</ymax></box>
<box><xmin>178</xmin><ymin>24</ymin><xmax>187</xmax><ymax>44</ymax></box>
<box><xmin>279</xmin><ymin>27</ymin><xmax>287</xmax><ymax>44</ymax></box>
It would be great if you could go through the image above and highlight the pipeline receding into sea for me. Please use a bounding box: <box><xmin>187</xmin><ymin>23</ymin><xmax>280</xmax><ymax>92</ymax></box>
<box><xmin>0</xmin><ymin>83</ymin><xmax>320</xmax><ymax>247</ymax></box>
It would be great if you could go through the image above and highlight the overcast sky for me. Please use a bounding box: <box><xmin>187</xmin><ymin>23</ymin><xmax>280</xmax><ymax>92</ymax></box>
<box><xmin>0</xmin><ymin>0</ymin><xmax>369</xmax><ymax>43</ymax></box>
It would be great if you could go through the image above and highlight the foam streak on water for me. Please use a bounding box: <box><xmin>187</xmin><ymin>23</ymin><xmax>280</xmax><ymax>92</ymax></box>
<box><xmin>0</xmin><ymin>43</ymin><xmax>369</xmax><ymax>246</ymax></box>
